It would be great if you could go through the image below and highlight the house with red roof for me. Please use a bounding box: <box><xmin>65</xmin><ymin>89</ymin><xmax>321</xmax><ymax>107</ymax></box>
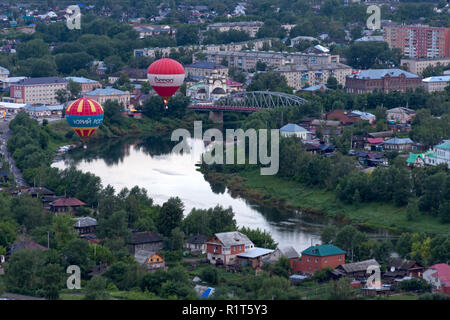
<box><xmin>293</xmin><ymin>244</ymin><xmax>346</xmax><ymax>274</ymax></box>
<box><xmin>49</xmin><ymin>197</ymin><xmax>86</xmax><ymax>215</ymax></box>
<box><xmin>364</xmin><ymin>138</ymin><xmax>384</xmax><ymax>151</ymax></box>
<box><xmin>423</xmin><ymin>263</ymin><xmax>450</xmax><ymax>294</ymax></box>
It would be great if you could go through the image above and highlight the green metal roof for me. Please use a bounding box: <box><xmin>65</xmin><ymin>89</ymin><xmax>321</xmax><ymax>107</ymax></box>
<box><xmin>435</xmin><ymin>141</ymin><xmax>450</xmax><ymax>151</ymax></box>
<box><xmin>301</xmin><ymin>244</ymin><xmax>345</xmax><ymax>257</ymax></box>
<box><xmin>406</xmin><ymin>153</ymin><xmax>424</xmax><ymax>164</ymax></box>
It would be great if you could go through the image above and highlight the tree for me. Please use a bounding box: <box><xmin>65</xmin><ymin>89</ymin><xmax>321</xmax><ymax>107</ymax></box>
<box><xmin>52</xmin><ymin>214</ymin><xmax>77</xmax><ymax>249</ymax></box>
<box><xmin>166</xmin><ymin>227</ymin><xmax>185</xmax><ymax>250</ymax></box>
<box><xmin>327</xmin><ymin>278</ymin><xmax>356</xmax><ymax>300</ymax></box>
<box><xmin>16</xmin><ymin>39</ymin><xmax>50</xmax><ymax>60</ymax></box>
<box><xmin>157</xmin><ymin>197</ymin><xmax>184</xmax><ymax>237</ymax></box>
<box><xmin>84</xmin><ymin>276</ymin><xmax>110</xmax><ymax>300</ymax></box>
<box><xmin>200</xmin><ymin>265</ymin><xmax>219</xmax><ymax>285</ymax></box>
<box><xmin>320</xmin><ymin>225</ymin><xmax>338</xmax><ymax>244</ymax></box>
<box><xmin>247</xmin><ymin>72</ymin><xmax>292</xmax><ymax>93</ymax></box>
<box><xmin>56</xmin><ymin>89</ymin><xmax>70</xmax><ymax>104</ymax></box>
<box><xmin>176</xmin><ymin>25</ymin><xmax>199</xmax><ymax>46</ymax></box>
<box><xmin>0</xmin><ymin>220</ymin><xmax>17</xmax><ymax>248</ymax></box>
<box><xmin>239</xmin><ymin>227</ymin><xmax>277</xmax><ymax>249</ymax></box>
<box><xmin>326</xmin><ymin>77</ymin><xmax>338</xmax><ymax>90</ymax></box>
<box><xmin>67</xmin><ymin>80</ymin><xmax>82</xmax><ymax>99</ymax></box>
<box><xmin>62</xmin><ymin>239</ymin><xmax>90</xmax><ymax>275</ymax></box>
<box><xmin>406</xmin><ymin>198</ymin><xmax>420</xmax><ymax>222</ymax></box>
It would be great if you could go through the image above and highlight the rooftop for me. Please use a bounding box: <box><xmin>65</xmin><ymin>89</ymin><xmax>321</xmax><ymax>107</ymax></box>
<box><xmin>74</xmin><ymin>217</ymin><xmax>97</xmax><ymax>228</ymax></box>
<box><xmin>435</xmin><ymin>141</ymin><xmax>450</xmax><ymax>151</ymax></box>
<box><xmin>15</xmin><ymin>77</ymin><xmax>68</xmax><ymax>86</ymax></box>
<box><xmin>86</xmin><ymin>87</ymin><xmax>128</xmax><ymax>96</ymax></box>
<box><xmin>237</xmin><ymin>247</ymin><xmax>274</xmax><ymax>259</ymax></box>
<box><xmin>186</xmin><ymin>61</ymin><xmax>227</xmax><ymax>69</ymax></box>
<box><xmin>348</xmin><ymin>69</ymin><xmax>420</xmax><ymax>80</ymax></box>
<box><xmin>383</xmin><ymin>137</ymin><xmax>414</xmax><ymax>145</ymax></box>
<box><xmin>209</xmin><ymin>231</ymin><xmax>253</xmax><ymax>248</ymax></box>
<box><xmin>66</xmin><ymin>76</ymin><xmax>99</xmax><ymax>84</ymax></box>
<box><xmin>50</xmin><ymin>197</ymin><xmax>86</xmax><ymax>207</ymax></box>
<box><xmin>280</xmin><ymin>123</ymin><xmax>309</xmax><ymax>132</ymax></box>
<box><xmin>301</xmin><ymin>244</ymin><xmax>345</xmax><ymax>257</ymax></box>
<box><xmin>130</xmin><ymin>231</ymin><xmax>164</xmax><ymax>244</ymax></box>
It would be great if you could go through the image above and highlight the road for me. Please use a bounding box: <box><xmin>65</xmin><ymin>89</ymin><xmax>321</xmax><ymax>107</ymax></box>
<box><xmin>0</xmin><ymin>114</ymin><xmax>28</xmax><ymax>187</ymax></box>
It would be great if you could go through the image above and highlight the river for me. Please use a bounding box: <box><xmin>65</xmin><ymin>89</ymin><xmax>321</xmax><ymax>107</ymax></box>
<box><xmin>51</xmin><ymin>135</ymin><xmax>390</xmax><ymax>251</ymax></box>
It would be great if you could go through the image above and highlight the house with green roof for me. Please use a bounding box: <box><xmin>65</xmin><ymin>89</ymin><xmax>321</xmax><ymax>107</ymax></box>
<box><xmin>406</xmin><ymin>152</ymin><xmax>425</xmax><ymax>167</ymax></box>
<box><xmin>292</xmin><ymin>244</ymin><xmax>346</xmax><ymax>274</ymax></box>
<box><xmin>424</xmin><ymin>141</ymin><xmax>450</xmax><ymax>168</ymax></box>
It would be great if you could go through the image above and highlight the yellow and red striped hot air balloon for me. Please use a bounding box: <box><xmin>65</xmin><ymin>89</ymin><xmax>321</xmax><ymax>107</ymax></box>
<box><xmin>65</xmin><ymin>98</ymin><xmax>104</xmax><ymax>143</ymax></box>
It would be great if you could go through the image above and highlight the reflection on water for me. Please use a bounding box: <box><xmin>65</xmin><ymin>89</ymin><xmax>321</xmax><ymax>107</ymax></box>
<box><xmin>52</xmin><ymin>136</ymin><xmax>389</xmax><ymax>251</ymax></box>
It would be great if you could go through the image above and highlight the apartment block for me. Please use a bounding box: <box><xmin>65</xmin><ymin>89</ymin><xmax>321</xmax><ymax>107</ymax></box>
<box><xmin>400</xmin><ymin>57</ymin><xmax>450</xmax><ymax>75</ymax></box>
<box><xmin>10</xmin><ymin>77</ymin><xmax>68</xmax><ymax>105</ymax></box>
<box><xmin>275</xmin><ymin>63</ymin><xmax>352</xmax><ymax>90</ymax></box>
<box><xmin>384</xmin><ymin>25</ymin><xmax>450</xmax><ymax>58</ymax></box>
<box><xmin>202</xmin><ymin>50</ymin><xmax>340</xmax><ymax>71</ymax></box>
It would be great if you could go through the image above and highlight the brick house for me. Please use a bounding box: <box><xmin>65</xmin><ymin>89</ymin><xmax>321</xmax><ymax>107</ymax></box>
<box><xmin>206</xmin><ymin>231</ymin><xmax>254</xmax><ymax>266</ymax></box>
<box><xmin>326</xmin><ymin>110</ymin><xmax>361</xmax><ymax>125</ymax></box>
<box><xmin>293</xmin><ymin>244</ymin><xmax>345</xmax><ymax>274</ymax></box>
<box><xmin>345</xmin><ymin>69</ymin><xmax>422</xmax><ymax>94</ymax></box>
<box><xmin>128</xmin><ymin>231</ymin><xmax>164</xmax><ymax>255</ymax></box>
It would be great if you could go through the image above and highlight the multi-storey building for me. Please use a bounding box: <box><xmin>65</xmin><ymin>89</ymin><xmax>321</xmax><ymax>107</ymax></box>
<box><xmin>10</xmin><ymin>77</ymin><xmax>68</xmax><ymax>105</ymax></box>
<box><xmin>400</xmin><ymin>57</ymin><xmax>450</xmax><ymax>75</ymax></box>
<box><xmin>384</xmin><ymin>25</ymin><xmax>450</xmax><ymax>58</ymax></box>
<box><xmin>345</xmin><ymin>69</ymin><xmax>422</xmax><ymax>94</ymax></box>
<box><xmin>274</xmin><ymin>62</ymin><xmax>352</xmax><ymax>90</ymax></box>
<box><xmin>202</xmin><ymin>50</ymin><xmax>340</xmax><ymax>71</ymax></box>
<box><xmin>207</xmin><ymin>21</ymin><xmax>264</xmax><ymax>37</ymax></box>
<box><xmin>133</xmin><ymin>39</ymin><xmax>273</xmax><ymax>59</ymax></box>
<box><xmin>65</xmin><ymin>77</ymin><xmax>101</xmax><ymax>94</ymax></box>
<box><xmin>422</xmin><ymin>75</ymin><xmax>450</xmax><ymax>92</ymax></box>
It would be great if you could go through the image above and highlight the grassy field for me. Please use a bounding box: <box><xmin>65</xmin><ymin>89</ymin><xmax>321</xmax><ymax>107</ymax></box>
<box><xmin>208</xmin><ymin>169</ymin><xmax>449</xmax><ymax>235</ymax></box>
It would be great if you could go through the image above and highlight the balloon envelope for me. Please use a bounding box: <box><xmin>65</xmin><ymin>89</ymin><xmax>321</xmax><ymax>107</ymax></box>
<box><xmin>65</xmin><ymin>98</ymin><xmax>104</xmax><ymax>142</ymax></box>
<box><xmin>147</xmin><ymin>58</ymin><xmax>185</xmax><ymax>99</ymax></box>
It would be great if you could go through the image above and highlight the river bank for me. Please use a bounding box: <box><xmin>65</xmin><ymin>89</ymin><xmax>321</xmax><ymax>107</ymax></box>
<box><xmin>201</xmin><ymin>168</ymin><xmax>450</xmax><ymax>236</ymax></box>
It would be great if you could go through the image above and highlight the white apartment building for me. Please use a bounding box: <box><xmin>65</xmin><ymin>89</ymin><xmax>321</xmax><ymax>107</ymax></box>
<box><xmin>275</xmin><ymin>63</ymin><xmax>352</xmax><ymax>90</ymax></box>
<box><xmin>10</xmin><ymin>77</ymin><xmax>68</xmax><ymax>105</ymax></box>
<box><xmin>422</xmin><ymin>76</ymin><xmax>450</xmax><ymax>92</ymax></box>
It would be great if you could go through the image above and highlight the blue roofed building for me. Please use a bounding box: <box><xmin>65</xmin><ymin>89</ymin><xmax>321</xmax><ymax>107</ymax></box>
<box><xmin>422</xmin><ymin>75</ymin><xmax>450</xmax><ymax>92</ymax></box>
<box><xmin>382</xmin><ymin>137</ymin><xmax>414</xmax><ymax>151</ymax></box>
<box><xmin>346</xmin><ymin>68</ymin><xmax>422</xmax><ymax>94</ymax></box>
<box><xmin>85</xmin><ymin>87</ymin><xmax>130</xmax><ymax>106</ymax></box>
<box><xmin>280</xmin><ymin>123</ymin><xmax>312</xmax><ymax>140</ymax></box>
<box><xmin>65</xmin><ymin>77</ymin><xmax>101</xmax><ymax>94</ymax></box>
<box><xmin>185</xmin><ymin>61</ymin><xmax>228</xmax><ymax>80</ymax></box>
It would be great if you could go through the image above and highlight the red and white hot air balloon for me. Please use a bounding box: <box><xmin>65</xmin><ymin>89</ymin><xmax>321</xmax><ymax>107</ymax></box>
<box><xmin>147</xmin><ymin>58</ymin><xmax>185</xmax><ymax>107</ymax></box>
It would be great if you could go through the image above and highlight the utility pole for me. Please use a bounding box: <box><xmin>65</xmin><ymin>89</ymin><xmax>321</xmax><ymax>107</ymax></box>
<box><xmin>47</xmin><ymin>231</ymin><xmax>50</xmax><ymax>249</ymax></box>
